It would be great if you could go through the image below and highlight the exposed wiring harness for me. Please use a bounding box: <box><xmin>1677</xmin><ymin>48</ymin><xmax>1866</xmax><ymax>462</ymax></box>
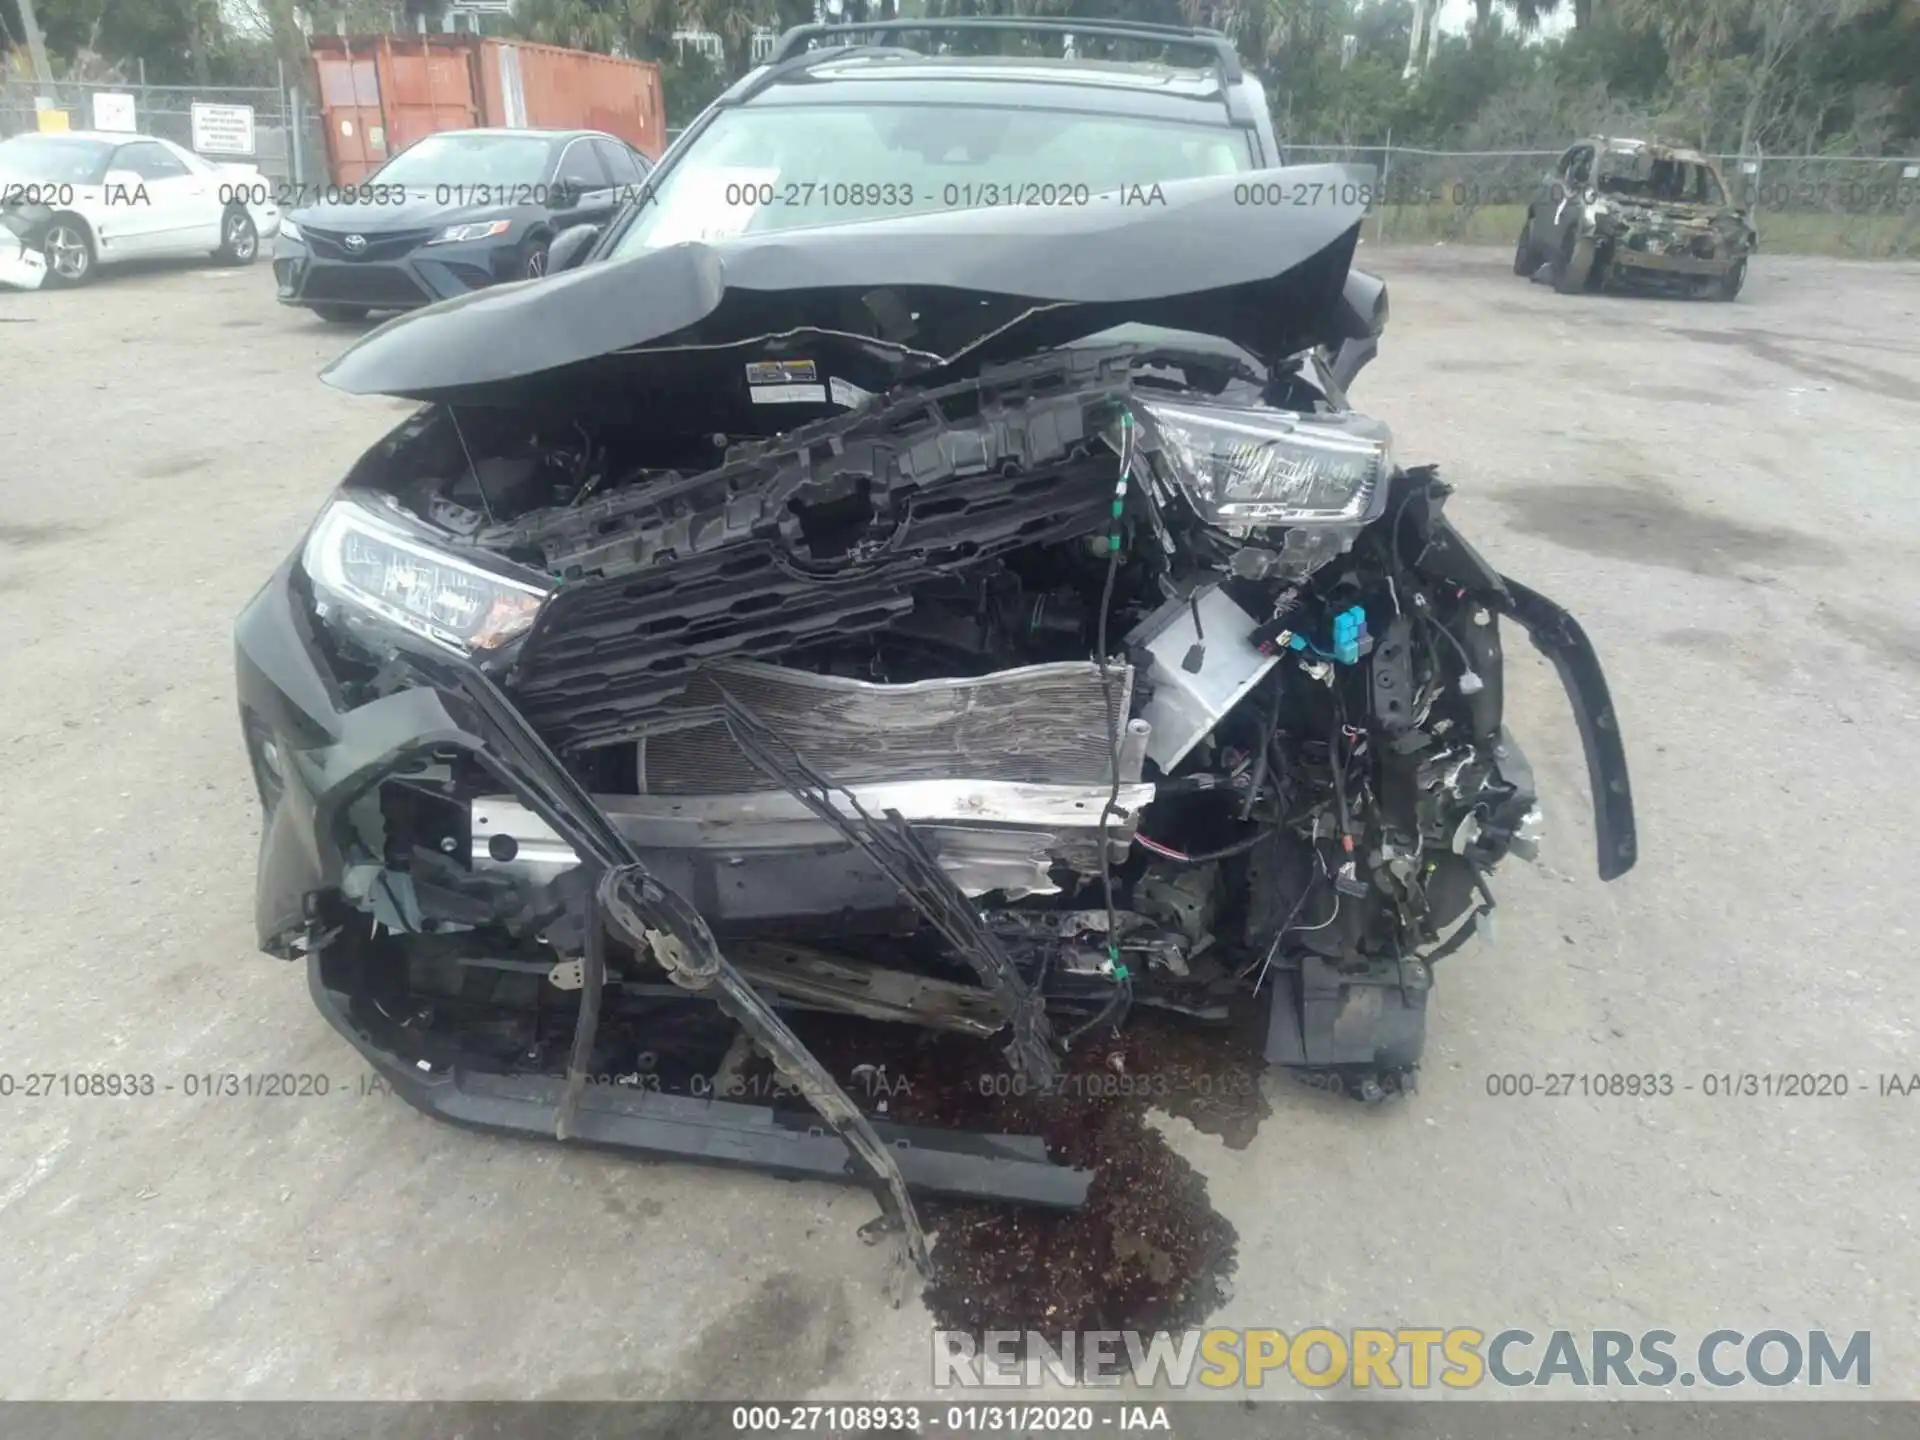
<box><xmin>1077</xmin><ymin>406</ymin><xmax>1137</xmax><ymax>1049</ymax></box>
<box><xmin>1138</xmin><ymin>700</ymin><xmax>1292</xmax><ymax>864</ymax></box>
<box><xmin>1237</xmin><ymin>685</ymin><xmax>1279</xmax><ymax>820</ymax></box>
<box><xmin>1135</xmin><ymin>824</ymin><xmax>1284</xmax><ymax>866</ymax></box>
<box><xmin>1242</xmin><ymin>847</ymin><xmax>1339</xmax><ymax>992</ymax></box>
<box><xmin>1386</xmin><ymin>473</ymin><xmax>1484</xmax><ymax>696</ymax></box>
<box><xmin>1421</xmin><ymin>606</ymin><xmax>1485</xmax><ymax>694</ymax></box>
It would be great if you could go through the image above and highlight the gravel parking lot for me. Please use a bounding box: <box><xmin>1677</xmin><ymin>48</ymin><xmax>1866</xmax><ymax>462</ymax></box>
<box><xmin>2</xmin><ymin>247</ymin><xmax>1918</xmax><ymax>1402</ymax></box>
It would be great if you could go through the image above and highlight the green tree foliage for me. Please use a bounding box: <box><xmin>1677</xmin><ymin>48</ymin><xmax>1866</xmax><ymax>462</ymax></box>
<box><xmin>1614</xmin><ymin>0</ymin><xmax>1882</xmax><ymax>151</ymax></box>
<box><xmin>4</xmin><ymin>0</ymin><xmax>230</xmax><ymax>83</ymax></box>
<box><xmin>505</xmin><ymin>0</ymin><xmax>813</xmax><ymax>112</ymax></box>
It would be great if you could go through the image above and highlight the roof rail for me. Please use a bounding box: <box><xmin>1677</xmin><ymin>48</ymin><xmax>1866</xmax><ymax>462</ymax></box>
<box><xmin>729</xmin><ymin>42</ymin><xmax>928</xmax><ymax>105</ymax></box>
<box><xmin>767</xmin><ymin>18</ymin><xmax>1245</xmax><ymax>86</ymax></box>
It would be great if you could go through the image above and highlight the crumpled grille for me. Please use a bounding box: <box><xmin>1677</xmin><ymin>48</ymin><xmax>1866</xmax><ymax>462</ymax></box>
<box><xmin>503</xmin><ymin>348</ymin><xmax>1137</xmax><ymax>754</ymax></box>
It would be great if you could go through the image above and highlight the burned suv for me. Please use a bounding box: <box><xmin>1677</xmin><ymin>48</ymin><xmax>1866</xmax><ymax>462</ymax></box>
<box><xmin>233</xmin><ymin>20</ymin><xmax>1636</xmax><ymax>1270</ymax></box>
<box><xmin>1515</xmin><ymin>136</ymin><xmax>1757</xmax><ymax>299</ymax></box>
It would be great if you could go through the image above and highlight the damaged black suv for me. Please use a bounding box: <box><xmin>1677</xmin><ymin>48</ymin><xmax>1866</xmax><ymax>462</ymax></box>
<box><xmin>233</xmin><ymin>19</ymin><xmax>1637</xmax><ymax>1274</ymax></box>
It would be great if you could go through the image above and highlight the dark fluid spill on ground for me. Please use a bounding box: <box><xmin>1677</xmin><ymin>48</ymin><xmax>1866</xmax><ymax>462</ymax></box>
<box><xmin>786</xmin><ymin>1007</ymin><xmax>1272</xmax><ymax>1339</ymax></box>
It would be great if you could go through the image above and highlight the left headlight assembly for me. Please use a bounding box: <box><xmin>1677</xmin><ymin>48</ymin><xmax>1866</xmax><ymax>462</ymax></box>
<box><xmin>1134</xmin><ymin>398</ymin><xmax>1394</xmax><ymax>580</ymax></box>
<box><xmin>301</xmin><ymin>497</ymin><xmax>552</xmax><ymax>656</ymax></box>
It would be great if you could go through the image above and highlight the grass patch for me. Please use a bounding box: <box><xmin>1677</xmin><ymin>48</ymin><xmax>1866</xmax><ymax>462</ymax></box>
<box><xmin>1363</xmin><ymin>202</ymin><xmax>1920</xmax><ymax>258</ymax></box>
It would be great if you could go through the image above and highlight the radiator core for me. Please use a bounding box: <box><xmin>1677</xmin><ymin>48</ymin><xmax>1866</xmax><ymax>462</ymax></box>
<box><xmin>631</xmin><ymin>659</ymin><xmax>1137</xmax><ymax>795</ymax></box>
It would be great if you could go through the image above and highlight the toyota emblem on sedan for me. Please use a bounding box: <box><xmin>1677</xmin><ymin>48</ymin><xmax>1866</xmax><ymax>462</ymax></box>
<box><xmin>343</xmin><ymin>234</ymin><xmax>367</xmax><ymax>252</ymax></box>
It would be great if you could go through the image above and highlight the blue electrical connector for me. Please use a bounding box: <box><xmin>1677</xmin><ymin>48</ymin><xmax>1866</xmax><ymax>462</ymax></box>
<box><xmin>1287</xmin><ymin>605</ymin><xmax>1371</xmax><ymax>665</ymax></box>
<box><xmin>1330</xmin><ymin>605</ymin><xmax>1369</xmax><ymax>665</ymax></box>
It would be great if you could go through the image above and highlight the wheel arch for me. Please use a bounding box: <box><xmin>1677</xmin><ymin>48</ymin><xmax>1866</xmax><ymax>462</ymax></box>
<box><xmin>45</xmin><ymin>208</ymin><xmax>99</xmax><ymax>246</ymax></box>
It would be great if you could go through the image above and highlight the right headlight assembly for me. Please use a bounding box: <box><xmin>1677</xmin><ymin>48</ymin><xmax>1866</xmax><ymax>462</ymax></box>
<box><xmin>301</xmin><ymin>496</ymin><xmax>552</xmax><ymax>657</ymax></box>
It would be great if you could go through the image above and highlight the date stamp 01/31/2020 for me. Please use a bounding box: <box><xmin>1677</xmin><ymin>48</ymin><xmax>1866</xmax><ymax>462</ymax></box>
<box><xmin>1482</xmin><ymin>1070</ymin><xmax>1920</xmax><ymax>1099</ymax></box>
<box><xmin>4</xmin><ymin>1065</ymin><xmax>1919</xmax><ymax>1103</ymax></box>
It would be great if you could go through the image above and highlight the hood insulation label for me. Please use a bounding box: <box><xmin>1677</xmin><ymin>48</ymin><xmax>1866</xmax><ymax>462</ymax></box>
<box><xmin>749</xmin><ymin>382</ymin><xmax>828</xmax><ymax>404</ymax></box>
<box><xmin>747</xmin><ymin>358</ymin><xmax>825</xmax><ymax>403</ymax></box>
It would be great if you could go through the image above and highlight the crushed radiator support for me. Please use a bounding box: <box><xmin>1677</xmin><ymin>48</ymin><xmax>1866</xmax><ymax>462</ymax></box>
<box><xmin>714</xmin><ymin>680</ymin><xmax>1064</xmax><ymax>1090</ymax></box>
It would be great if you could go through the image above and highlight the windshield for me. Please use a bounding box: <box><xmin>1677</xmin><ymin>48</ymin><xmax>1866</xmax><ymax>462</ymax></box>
<box><xmin>371</xmin><ymin>133</ymin><xmax>554</xmax><ymax>189</ymax></box>
<box><xmin>0</xmin><ymin>135</ymin><xmax>114</xmax><ymax>186</ymax></box>
<box><xmin>1598</xmin><ymin>153</ymin><xmax>1725</xmax><ymax>205</ymax></box>
<box><xmin>612</xmin><ymin>103</ymin><xmax>1253</xmax><ymax>254</ymax></box>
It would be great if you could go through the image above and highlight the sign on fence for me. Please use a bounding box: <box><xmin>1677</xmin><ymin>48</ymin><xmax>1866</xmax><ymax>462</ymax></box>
<box><xmin>191</xmin><ymin>102</ymin><xmax>256</xmax><ymax>156</ymax></box>
<box><xmin>91</xmin><ymin>92</ymin><xmax>138</xmax><ymax>132</ymax></box>
<box><xmin>8</xmin><ymin>81</ymin><xmax>299</xmax><ymax>184</ymax></box>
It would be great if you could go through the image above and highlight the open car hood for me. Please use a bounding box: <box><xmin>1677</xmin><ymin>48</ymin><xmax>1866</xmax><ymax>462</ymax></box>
<box><xmin>321</xmin><ymin>163</ymin><xmax>1376</xmax><ymax>406</ymax></box>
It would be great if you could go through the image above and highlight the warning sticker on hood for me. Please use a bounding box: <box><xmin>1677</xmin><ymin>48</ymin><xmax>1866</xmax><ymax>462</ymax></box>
<box><xmin>746</xmin><ymin>357</ymin><xmax>826</xmax><ymax>403</ymax></box>
<box><xmin>746</xmin><ymin>359</ymin><xmax>818</xmax><ymax>385</ymax></box>
<box><xmin>749</xmin><ymin>382</ymin><xmax>828</xmax><ymax>404</ymax></box>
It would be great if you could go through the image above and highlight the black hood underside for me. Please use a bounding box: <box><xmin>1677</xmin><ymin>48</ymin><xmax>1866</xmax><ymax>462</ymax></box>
<box><xmin>320</xmin><ymin>163</ymin><xmax>1376</xmax><ymax>407</ymax></box>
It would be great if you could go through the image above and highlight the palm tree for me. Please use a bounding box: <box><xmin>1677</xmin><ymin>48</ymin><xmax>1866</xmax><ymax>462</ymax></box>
<box><xmin>1512</xmin><ymin>0</ymin><xmax>1577</xmax><ymax>33</ymax></box>
<box><xmin>510</xmin><ymin>0</ymin><xmax>652</xmax><ymax>53</ymax></box>
<box><xmin>512</xmin><ymin>0</ymin><xmax>791</xmax><ymax>74</ymax></box>
<box><xmin>1181</xmin><ymin>0</ymin><xmax>1351</xmax><ymax>66</ymax></box>
<box><xmin>1404</xmin><ymin>0</ymin><xmax>1438</xmax><ymax>75</ymax></box>
<box><xmin>1466</xmin><ymin>0</ymin><xmax>1578</xmax><ymax>49</ymax></box>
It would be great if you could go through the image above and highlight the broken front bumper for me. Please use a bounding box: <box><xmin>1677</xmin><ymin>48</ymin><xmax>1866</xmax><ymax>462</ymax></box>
<box><xmin>308</xmin><ymin>956</ymin><xmax>1079</xmax><ymax>1204</ymax></box>
<box><xmin>0</xmin><ymin>233</ymin><xmax>48</xmax><ymax>291</ymax></box>
<box><xmin>1607</xmin><ymin>246</ymin><xmax>1738</xmax><ymax>277</ymax></box>
<box><xmin>1592</xmin><ymin>217</ymin><xmax>1748</xmax><ymax>279</ymax></box>
<box><xmin>233</xmin><ymin>560</ymin><xmax>1091</xmax><ymax>1215</ymax></box>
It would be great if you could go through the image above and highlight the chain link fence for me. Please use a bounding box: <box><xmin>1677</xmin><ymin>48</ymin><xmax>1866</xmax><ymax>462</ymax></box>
<box><xmin>640</xmin><ymin>137</ymin><xmax>1919</xmax><ymax>255</ymax></box>
<box><xmin>1283</xmin><ymin>144</ymin><xmax>1920</xmax><ymax>257</ymax></box>
<box><xmin>0</xmin><ymin>78</ymin><xmax>310</xmax><ymax>185</ymax></box>
<box><xmin>13</xmin><ymin>85</ymin><xmax>1910</xmax><ymax>256</ymax></box>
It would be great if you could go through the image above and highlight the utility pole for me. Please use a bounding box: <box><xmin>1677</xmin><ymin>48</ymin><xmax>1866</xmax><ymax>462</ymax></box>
<box><xmin>16</xmin><ymin>0</ymin><xmax>57</xmax><ymax>89</ymax></box>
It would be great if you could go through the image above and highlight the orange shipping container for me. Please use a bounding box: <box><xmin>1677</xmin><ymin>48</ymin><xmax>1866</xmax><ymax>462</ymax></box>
<box><xmin>310</xmin><ymin>34</ymin><xmax>666</xmax><ymax>186</ymax></box>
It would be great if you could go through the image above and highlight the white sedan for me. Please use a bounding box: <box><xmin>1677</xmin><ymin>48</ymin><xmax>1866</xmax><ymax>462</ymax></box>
<box><xmin>0</xmin><ymin>130</ymin><xmax>281</xmax><ymax>288</ymax></box>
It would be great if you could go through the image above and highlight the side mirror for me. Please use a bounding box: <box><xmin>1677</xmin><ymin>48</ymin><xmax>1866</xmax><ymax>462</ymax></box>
<box><xmin>104</xmin><ymin>169</ymin><xmax>143</xmax><ymax>191</ymax></box>
<box><xmin>549</xmin><ymin>179</ymin><xmax>583</xmax><ymax>211</ymax></box>
<box><xmin>544</xmin><ymin>223</ymin><xmax>602</xmax><ymax>275</ymax></box>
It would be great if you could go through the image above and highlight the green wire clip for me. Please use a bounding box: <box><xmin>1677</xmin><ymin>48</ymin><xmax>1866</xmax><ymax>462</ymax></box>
<box><xmin>1102</xmin><ymin>408</ymin><xmax>1135</xmax><ymax>557</ymax></box>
